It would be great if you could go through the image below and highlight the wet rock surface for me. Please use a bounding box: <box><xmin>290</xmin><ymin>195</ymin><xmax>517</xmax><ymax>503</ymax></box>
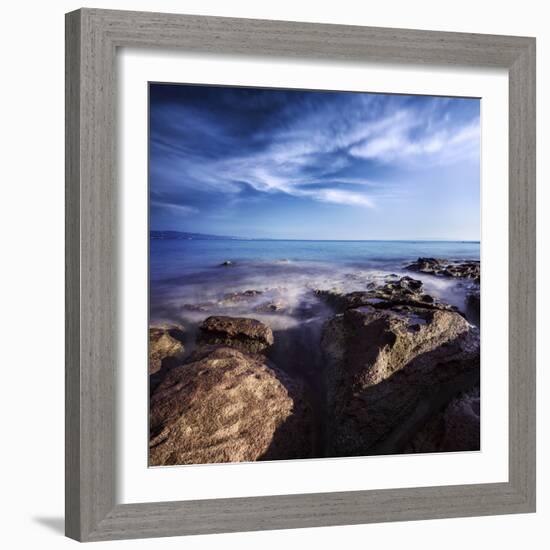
<box><xmin>321</xmin><ymin>304</ymin><xmax>480</xmax><ymax>457</ymax></box>
<box><xmin>149</xmin><ymin>346</ymin><xmax>313</xmax><ymax>465</ymax></box>
<box><xmin>314</xmin><ymin>276</ymin><xmax>457</xmax><ymax>314</ymax></box>
<box><xmin>406</xmin><ymin>257</ymin><xmax>480</xmax><ymax>283</ymax></box>
<box><xmin>198</xmin><ymin>315</ymin><xmax>274</xmax><ymax>354</ymax></box>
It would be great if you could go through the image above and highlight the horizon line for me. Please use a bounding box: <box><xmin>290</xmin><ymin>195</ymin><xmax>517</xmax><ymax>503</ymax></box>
<box><xmin>150</xmin><ymin>230</ymin><xmax>480</xmax><ymax>243</ymax></box>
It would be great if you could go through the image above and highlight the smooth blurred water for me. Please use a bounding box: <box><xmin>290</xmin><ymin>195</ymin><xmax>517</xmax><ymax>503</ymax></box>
<box><xmin>150</xmin><ymin>239</ymin><xmax>479</xmax><ymax>328</ymax></box>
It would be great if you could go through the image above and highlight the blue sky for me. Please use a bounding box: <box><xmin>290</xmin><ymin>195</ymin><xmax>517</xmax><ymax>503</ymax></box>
<box><xmin>149</xmin><ymin>84</ymin><xmax>480</xmax><ymax>240</ymax></box>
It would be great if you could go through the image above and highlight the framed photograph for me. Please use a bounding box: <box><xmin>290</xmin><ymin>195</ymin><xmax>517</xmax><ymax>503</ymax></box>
<box><xmin>65</xmin><ymin>8</ymin><xmax>536</xmax><ymax>541</ymax></box>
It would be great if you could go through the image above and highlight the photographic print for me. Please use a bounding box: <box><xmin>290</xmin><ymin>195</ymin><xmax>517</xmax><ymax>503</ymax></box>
<box><xmin>148</xmin><ymin>83</ymin><xmax>481</xmax><ymax>467</ymax></box>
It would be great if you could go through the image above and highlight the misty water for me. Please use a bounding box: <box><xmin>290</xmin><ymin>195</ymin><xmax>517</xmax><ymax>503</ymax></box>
<box><xmin>150</xmin><ymin>239</ymin><xmax>479</xmax><ymax>322</ymax></box>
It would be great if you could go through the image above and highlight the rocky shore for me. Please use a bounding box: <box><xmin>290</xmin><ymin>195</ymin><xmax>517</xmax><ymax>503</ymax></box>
<box><xmin>405</xmin><ymin>257</ymin><xmax>480</xmax><ymax>282</ymax></box>
<box><xmin>149</xmin><ymin>257</ymin><xmax>481</xmax><ymax>465</ymax></box>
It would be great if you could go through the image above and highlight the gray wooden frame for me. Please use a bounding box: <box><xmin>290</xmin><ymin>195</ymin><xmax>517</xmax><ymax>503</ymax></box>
<box><xmin>65</xmin><ymin>8</ymin><xmax>536</xmax><ymax>542</ymax></box>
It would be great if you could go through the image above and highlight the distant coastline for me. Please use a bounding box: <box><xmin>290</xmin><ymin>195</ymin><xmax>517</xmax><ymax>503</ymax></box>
<box><xmin>150</xmin><ymin>230</ymin><xmax>479</xmax><ymax>244</ymax></box>
<box><xmin>150</xmin><ymin>230</ymin><xmax>240</xmax><ymax>241</ymax></box>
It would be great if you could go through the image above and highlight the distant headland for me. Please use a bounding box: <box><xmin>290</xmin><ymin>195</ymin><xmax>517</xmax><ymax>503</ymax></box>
<box><xmin>150</xmin><ymin>230</ymin><xmax>240</xmax><ymax>241</ymax></box>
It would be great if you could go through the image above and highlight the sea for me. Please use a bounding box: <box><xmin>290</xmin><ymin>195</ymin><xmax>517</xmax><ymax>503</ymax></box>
<box><xmin>150</xmin><ymin>239</ymin><xmax>479</xmax><ymax>325</ymax></box>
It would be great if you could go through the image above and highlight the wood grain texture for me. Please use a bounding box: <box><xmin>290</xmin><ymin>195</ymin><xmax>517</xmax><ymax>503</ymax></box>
<box><xmin>84</xmin><ymin>8</ymin><xmax>532</xmax><ymax>67</ymax></box>
<box><xmin>65</xmin><ymin>8</ymin><xmax>536</xmax><ymax>542</ymax></box>
<box><xmin>65</xmin><ymin>10</ymin><xmax>81</xmax><ymax>541</ymax></box>
<box><xmin>66</xmin><ymin>8</ymin><xmax>117</xmax><ymax>540</ymax></box>
<box><xmin>507</xmin><ymin>40</ymin><xmax>536</xmax><ymax>509</ymax></box>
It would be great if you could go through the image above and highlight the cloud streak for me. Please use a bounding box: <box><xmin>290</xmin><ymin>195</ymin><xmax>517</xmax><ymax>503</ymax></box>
<box><xmin>149</xmin><ymin>85</ymin><xmax>480</xmax><ymax>236</ymax></box>
<box><xmin>349</xmin><ymin>115</ymin><xmax>480</xmax><ymax>165</ymax></box>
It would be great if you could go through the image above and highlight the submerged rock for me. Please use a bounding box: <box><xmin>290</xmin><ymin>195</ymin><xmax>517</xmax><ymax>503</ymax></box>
<box><xmin>149</xmin><ymin>325</ymin><xmax>186</xmax><ymax>375</ymax></box>
<box><xmin>198</xmin><ymin>315</ymin><xmax>274</xmax><ymax>354</ymax></box>
<box><xmin>253</xmin><ymin>299</ymin><xmax>287</xmax><ymax>313</ymax></box>
<box><xmin>182</xmin><ymin>290</ymin><xmax>264</xmax><ymax>312</ymax></box>
<box><xmin>220</xmin><ymin>289</ymin><xmax>263</xmax><ymax>305</ymax></box>
<box><xmin>321</xmin><ymin>305</ymin><xmax>480</xmax><ymax>457</ymax></box>
<box><xmin>181</xmin><ymin>302</ymin><xmax>216</xmax><ymax>312</ymax></box>
<box><xmin>184</xmin><ymin>289</ymin><xmax>287</xmax><ymax>314</ymax></box>
<box><xmin>149</xmin><ymin>346</ymin><xmax>312</xmax><ymax>465</ymax></box>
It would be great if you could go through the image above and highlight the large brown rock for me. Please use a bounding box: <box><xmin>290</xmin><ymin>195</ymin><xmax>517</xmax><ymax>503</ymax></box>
<box><xmin>149</xmin><ymin>325</ymin><xmax>186</xmax><ymax>375</ymax></box>
<box><xmin>198</xmin><ymin>315</ymin><xmax>274</xmax><ymax>354</ymax></box>
<box><xmin>321</xmin><ymin>305</ymin><xmax>480</xmax><ymax>457</ymax></box>
<box><xmin>149</xmin><ymin>346</ymin><xmax>312</xmax><ymax>465</ymax></box>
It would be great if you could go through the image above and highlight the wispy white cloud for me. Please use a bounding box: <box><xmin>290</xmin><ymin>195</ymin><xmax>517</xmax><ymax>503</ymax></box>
<box><xmin>151</xmin><ymin>200</ymin><xmax>199</xmax><ymax>215</ymax></box>
<box><xmin>306</xmin><ymin>189</ymin><xmax>375</xmax><ymax>208</ymax></box>
<box><xmin>151</xmin><ymin>90</ymin><xmax>479</xmax><ymax>212</ymax></box>
<box><xmin>350</xmin><ymin>115</ymin><xmax>480</xmax><ymax>166</ymax></box>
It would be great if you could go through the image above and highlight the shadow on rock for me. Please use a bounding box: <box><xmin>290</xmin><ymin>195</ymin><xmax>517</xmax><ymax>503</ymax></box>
<box><xmin>321</xmin><ymin>305</ymin><xmax>480</xmax><ymax>457</ymax></box>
